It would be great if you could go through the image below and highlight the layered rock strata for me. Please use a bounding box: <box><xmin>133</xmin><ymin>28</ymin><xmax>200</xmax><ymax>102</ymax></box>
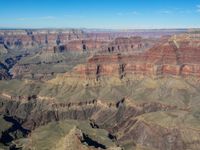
<box><xmin>72</xmin><ymin>34</ymin><xmax>200</xmax><ymax>79</ymax></box>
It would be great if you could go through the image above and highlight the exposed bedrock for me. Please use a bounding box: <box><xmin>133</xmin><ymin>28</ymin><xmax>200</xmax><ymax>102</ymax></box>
<box><xmin>73</xmin><ymin>34</ymin><xmax>200</xmax><ymax>79</ymax></box>
<box><xmin>112</xmin><ymin>117</ymin><xmax>200</xmax><ymax>150</ymax></box>
<box><xmin>0</xmin><ymin>29</ymin><xmax>176</xmax><ymax>53</ymax></box>
<box><xmin>0</xmin><ymin>62</ymin><xmax>10</xmax><ymax>80</ymax></box>
<box><xmin>0</xmin><ymin>97</ymin><xmax>176</xmax><ymax>131</ymax></box>
<box><xmin>0</xmin><ymin>29</ymin><xmax>86</xmax><ymax>50</ymax></box>
<box><xmin>1</xmin><ymin>96</ymin><xmax>199</xmax><ymax>150</ymax></box>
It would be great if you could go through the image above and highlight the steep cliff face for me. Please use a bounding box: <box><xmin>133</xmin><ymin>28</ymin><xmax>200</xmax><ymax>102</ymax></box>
<box><xmin>112</xmin><ymin>111</ymin><xmax>200</xmax><ymax>150</ymax></box>
<box><xmin>14</xmin><ymin>120</ymin><xmax>121</xmax><ymax>150</ymax></box>
<box><xmin>0</xmin><ymin>91</ymin><xmax>185</xmax><ymax>149</ymax></box>
<box><xmin>72</xmin><ymin>33</ymin><xmax>200</xmax><ymax>79</ymax></box>
<box><xmin>1</xmin><ymin>71</ymin><xmax>200</xmax><ymax>149</ymax></box>
<box><xmin>1</xmin><ymin>77</ymin><xmax>200</xmax><ymax>150</ymax></box>
<box><xmin>0</xmin><ymin>29</ymin><xmax>184</xmax><ymax>53</ymax></box>
<box><xmin>0</xmin><ymin>90</ymin><xmax>177</xmax><ymax>131</ymax></box>
<box><xmin>0</xmin><ymin>44</ymin><xmax>8</xmax><ymax>55</ymax></box>
<box><xmin>0</xmin><ymin>62</ymin><xmax>10</xmax><ymax>80</ymax></box>
<box><xmin>0</xmin><ymin>29</ymin><xmax>190</xmax><ymax>81</ymax></box>
<box><xmin>106</xmin><ymin>36</ymin><xmax>156</xmax><ymax>53</ymax></box>
<box><xmin>1</xmin><ymin>29</ymin><xmax>200</xmax><ymax>150</ymax></box>
<box><xmin>10</xmin><ymin>51</ymin><xmax>88</xmax><ymax>80</ymax></box>
<box><xmin>64</xmin><ymin>40</ymin><xmax>109</xmax><ymax>52</ymax></box>
<box><xmin>0</xmin><ymin>29</ymin><xmax>86</xmax><ymax>50</ymax></box>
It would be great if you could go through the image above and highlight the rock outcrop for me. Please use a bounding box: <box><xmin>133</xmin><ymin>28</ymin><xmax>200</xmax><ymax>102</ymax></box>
<box><xmin>0</xmin><ymin>62</ymin><xmax>10</xmax><ymax>80</ymax></box>
<box><xmin>0</xmin><ymin>29</ymin><xmax>185</xmax><ymax>52</ymax></box>
<box><xmin>1</xmin><ymin>71</ymin><xmax>200</xmax><ymax>149</ymax></box>
<box><xmin>0</xmin><ymin>29</ymin><xmax>85</xmax><ymax>50</ymax></box>
<box><xmin>1</xmin><ymin>29</ymin><xmax>200</xmax><ymax>150</ymax></box>
<box><xmin>72</xmin><ymin>33</ymin><xmax>200</xmax><ymax>79</ymax></box>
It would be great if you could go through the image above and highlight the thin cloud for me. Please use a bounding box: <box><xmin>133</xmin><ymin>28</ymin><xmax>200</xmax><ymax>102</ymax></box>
<box><xmin>117</xmin><ymin>12</ymin><xmax>123</xmax><ymax>16</ymax></box>
<box><xmin>179</xmin><ymin>10</ymin><xmax>192</xmax><ymax>14</ymax></box>
<box><xmin>16</xmin><ymin>18</ymin><xmax>27</xmax><ymax>21</ymax></box>
<box><xmin>197</xmin><ymin>5</ymin><xmax>200</xmax><ymax>12</ymax></box>
<box><xmin>39</xmin><ymin>16</ymin><xmax>56</xmax><ymax>20</ymax></box>
<box><xmin>64</xmin><ymin>14</ymin><xmax>85</xmax><ymax>18</ymax></box>
<box><xmin>130</xmin><ymin>11</ymin><xmax>140</xmax><ymax>15</ymax></box>
<box><xmin>16</xmin><ymin>16</ymin><xmax>56</xmax><ymax>21</ymax></box>
<box><xmin>117</xmin><ymin>11</ymin><xmax>140</xmax><ymax>16</ymax></box>
<box><xmin>159</xmin><ymin>10</ymin><xmax>173</xmax><ymax>14</ymax></box>
<box><xmin>158</xmin><ymin>9</ymin><xmax>192</xmax><ymax>14</ymax></box>
<box><xmin>64</xmin><ymin>15</ymin><xmax>73</xmax><ymax>18</ymax></box>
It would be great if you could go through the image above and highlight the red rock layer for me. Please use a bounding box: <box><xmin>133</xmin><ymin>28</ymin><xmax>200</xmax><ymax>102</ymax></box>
<box><xmin>106</xmin><ymin>36</ymin><xmax>156</xmax><ymax>53</ymax></box>
<box><xmin>0</xmin><ymin>29</ymin><xmax>85</xmax><ymax>50</ymax></box>
<box><xmin>0</xmin><ymin>29</ymin><xmax>181</xmax><ymax>52</ymax></box>
<box><xmin>73</xmin><ymin>34</ymin><xmax>200</xmax><ymax>78</ymax></box>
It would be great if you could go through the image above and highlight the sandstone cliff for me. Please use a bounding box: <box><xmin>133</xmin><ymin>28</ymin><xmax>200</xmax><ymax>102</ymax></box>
<box><xmin>72</xmin><ymin>33</ymin><xmax>200</xmax><ymax>79</ymax></box>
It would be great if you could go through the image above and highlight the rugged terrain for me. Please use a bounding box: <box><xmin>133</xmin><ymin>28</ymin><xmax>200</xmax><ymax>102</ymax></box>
<box><xmin>0</xmin><ymin>29</ymin><xmax>200</xmax><ymax>150</ymax></box>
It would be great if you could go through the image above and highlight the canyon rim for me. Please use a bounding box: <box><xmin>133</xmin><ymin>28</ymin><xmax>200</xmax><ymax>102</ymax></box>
<box><xmin>0</xmin><ymin>0</ymin><xmax>200</xmax><ymax>150</ymax></box>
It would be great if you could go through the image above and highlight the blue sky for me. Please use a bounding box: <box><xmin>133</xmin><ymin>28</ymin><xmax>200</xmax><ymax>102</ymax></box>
<box><xmin>0</xmin><ymin>0</ymin><xmax>200</xmax><ymax>29</ymax></box>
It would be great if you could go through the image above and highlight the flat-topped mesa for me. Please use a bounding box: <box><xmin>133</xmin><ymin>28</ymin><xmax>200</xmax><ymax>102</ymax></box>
<box><xmin>0</xmin><ymin>29</ymin><xmax>116</xmax><ymax>52</ymax></box>
<box><xmin>39</xmin><ymin>35</ymin><xmax>155</xmax><ymax>53</ymax></box>
<box><xmin>106</xmin><ymin>36</ymin><xmax>156</xmax><ymax>53</ymax></box>
<box><xmin>72</xmin><ymin>34</ymin><xmax>200</xmax><ymax>79</ymax></box>
<box><xmin>0</xmin><ymin>29</ymin><xmax>86</xmax><ymax>50</ymax></box>
<box><xmin>63</xmin><ymin>39</ymin><xmax>109</xmax><ymax>52</ymax></box>
<box><xmin>0</xmin><ymin>29</ymin><xmax>184</xmax><ymax>52</ymax></box>
<box><xmin>73</xmin><ymin>53</ymin><xmax>156</xmax><ymax>80</ymax></box>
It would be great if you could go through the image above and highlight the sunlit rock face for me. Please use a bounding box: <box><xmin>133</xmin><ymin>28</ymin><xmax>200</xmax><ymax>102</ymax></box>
<box><xmin>0</xmin><ymin>29</ymin><xmax>86</xmax><ymax>50</ymax></box>
<box><xmin>72</xmin><ymin>33</ymin><xmax>200</xmax><ymax>79</ymax></box>
<box><xmin>1</xmin><ymin>29</ymin><xmax>200</xmax><ymax>150</ymax></box>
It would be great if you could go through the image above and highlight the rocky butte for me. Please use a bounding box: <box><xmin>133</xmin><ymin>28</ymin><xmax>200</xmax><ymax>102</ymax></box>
<box><xmin>0</xmin><ymin>29</ymin><xmax>200</xmax><ymax>150</ymax></box>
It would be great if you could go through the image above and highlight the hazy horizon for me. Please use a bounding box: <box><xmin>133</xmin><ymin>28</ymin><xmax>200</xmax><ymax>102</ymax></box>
<box><xmin>0</xmin><ymin>27</ymin><xmax>194</xmax><ymax>30</ymax></box>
